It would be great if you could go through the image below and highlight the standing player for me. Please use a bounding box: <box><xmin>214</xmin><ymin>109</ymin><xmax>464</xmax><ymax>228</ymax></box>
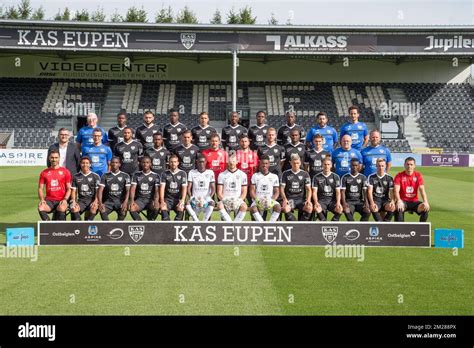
<box><xmin>76</xmin><ymin>112</ymin><xmax>108</xmax><ymax>154</ymax></box>
<box><xmin>97</xmin><ymin>157</ymin><xmax>131</xmax><ymax>221</ymax></box>
<box><xmin>38</xmin><ymin>150</ymin><xmax>71</xmax><ymax>221</ymax></box>
<box><xmin>70</xmin><ymin>156</ymin><xmax>100</xmax><ymax>221</ymax></box>
<box><xmin>280</xmin><ymin>154</ymin><xmax>312</xmax><ymax>221</ymax></box>
<box><xmin>221</xmin><ymin>111</ymin><xmax>248</xmax><ymax>151</ymax></box>
<box><xmin>135</xmin><ymin>111</ymin><xmax>161</xmax><ymax>150</ymax></box>
<box><xmin>162</xmin><ymin>108</ymin><xmax>187</xmax><ymax>151</ymax></box>
<box><xmin>82</xmin><ymin>128</ymin><xmax>112</xmax><ymax>177</ymax></box>
<box><xmin>248</xmin><ymin>111</ymin><xmax>270</xmax><ymax>151</ymax></box>
<box><xmin>257</xmin><ymin>128</ymin><xmax>285</xmax><ymax>179</ymax></box>
<box><xmin>282</xmin><ymin>128</ymin><xmax>306</xmax><ymax>172</ymax></box>
<box><xmin>186</xmin><ymin>155</ymin><xmax>216</xmax><ymax>221</ymax></box>
<box><xmin>129</xmin><ymin>156</ymin><xmax>160</xmax><ymax>221</ymax></box>
<box><xmin>174</xmin><ymin>130</ymin><xmax>200</xmax><ymax>174</ymax></box>
<box><xmin>312</xmin><ymin>157</ymin><xmax>343</xmax><ymax>221</ymax></box>
<box><xmin>340</xmin><ymin>158</ymin><xmax>370</xmax><ymax>221</ymax></box>
<box><xmin>216</xmin><ymin>155</ymin><xmax>248</xmax><ymax>222</ymax></box>
<box><xmin>304</xmin><ymin>134</ymin><xmax>330</xmax><ymax>181</ymax></box>
<box><xmin>277</xmin><ymin>111</ymin><xmax>306</xmax><ymax>146</ymax></box>
<box><xmin>367</xmin><ymin>158</ymin><xmax>395</xmax><ymax>222</ymax></box>
<box><xmin>191</xmin><ymin>112</ymin><xmax>217</xmax><ymax>151</ymax></box>
<box><xmin>113</xmin><ymin>127</ymin><xmax>143</xmax><ymax>176</ymax></box>
<box><xmin>236</xmin><ymin>134</ymin><xmax>259</xmax><ymax>204</ymax></box>
<box><xmin>201</xmin><ymin>134</ymin><xmax>228</xmax><ymax>181</ymax></box>
<box><xmin>305</xmin><ymin>112</ymin><xmax>338</xmax><ymax>152</ymax></box>
<box><xmin>340</xmin><ymin>106</ymin><xmax>369</xmax><ymax>150</ymax></box>
<box><xmin>249</xmin><ymin>156</ymin><xmax>281</xmax><ymax>222</ymax></box>
<box><xmin>394</xmin><ymin>157</ymin><xmax>430</xmax><ymax>222</ymax></box>
<box><xmin>108</xmin><ymin>112</ymin><xmax>132</xmax><ymax>151</ymax></box>
<box><xmin>145</xmin><ymin>133</ymin><xmax>170</xmax><ymax>176</ymax></box>
<box><xmin>160</xmin><ymin>155</ymin><xmax>188</xmax><ymax>221</ymax></box>
<box><xmin>361</xmin><ymin>129</ymin><xmax>392</xmax><ymax>177</ymax></box>
<box><xmin>332</xmin><ymin>135</ymin><xmax>363</xmax><ymax>178</ymax></box>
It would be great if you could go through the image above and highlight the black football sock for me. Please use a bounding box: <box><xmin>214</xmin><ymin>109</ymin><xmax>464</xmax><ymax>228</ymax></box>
<box><xmin>331</xmin><ymin>213</ymin><xmax>341</xmax><ymax>221</ymax></box>
<box><xmin>147</xmin><ymin>210</ymin><xmax>159</xmax><ymax>221</ymax></box>
<box><xmin>395</xmin><ymin>211</ymin><xmax>404</xmax><ymax>222</ymax></box>
<box><xmin>175</xmin><ymin>211</ymin><xmax>184</xmax><ymax>221</ymax></box>
<box><xmin>71</xmin><ymin>212</ymin><xmax>81</xmax><ymax>221</ymax></box>
<box><xmin>39</xmin><ymin>211</ymin><xmax>50</xmax><ymax>221</ymax></box>
<box><xmin>420</xmin><ymin>211</ymin><xmax>429</xmax><ymax>222</ymax></box>
<box><xmin>317</xmin><ymin>212</ymin><xmax>326</xmax><ymax>221</ymax></box>
<box><xmin>86</xmin><ymin>212</ymin><xmax>97</xmax><ymax>221</ymax></box>
<box><xmin>383</xmin><ymin>212</ymin><xmax>393</xmax><ymax>221</ymax></box>
<box><xmin>372</xmin><ymin>212</ymin><xmax>382</xmax><ymax>221</ymax></box>
<box><xmin>117</xmin><ymin>212</ymin><xmax>126</xmax><ymax>221</ymax></box>
<box><xmin>161</xmin><ymin>210</ymin><xmax>170</xmax><ymax>221</ymax></box>
<box><xmin>361</xmin><ymin>212</ymin><xmax>370</xmax><ymax>221</ymax></box>
<box><xmin>301</xmin><ymin>211</ymin><xmax>311</xmax><ymax>221</ymax></box>
<box><xmin>130</xmin><ymin>211</ymin><xmax>142</xmax><ymax>221</ymax></box>
<box><xmin>285</xmin><ymin>212</ymin><xmax>296</xmax><ymax>221</ymax></box>
<box><xmin>56</xmin><ymin>212</ymin><xmax>66</xmax><ymax>221</ymax></box>
<box><xmin>100</xmin><ymin>212</ymin><xmax>109</xmax><ymax>221</ymax></box>
<box><xmin>344</xmin><ymin>212</ymin><xmax>354</xmax><ymax>221</ymax></box>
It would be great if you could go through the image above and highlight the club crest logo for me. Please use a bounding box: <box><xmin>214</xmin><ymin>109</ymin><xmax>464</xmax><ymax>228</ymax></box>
<box><xmin>181</xmin><ymin>33</ymin><xmax>196</xmax><ymax>49</ymax></box>
<box><xmin>129</xmin><ymin>226</ymin><xmax>145</xmax><ymax>243</ymax></box>
<box><xmin>322</xmin><ymin>226</ymin><xmax>338</xmax><ymax>243</ymax></box>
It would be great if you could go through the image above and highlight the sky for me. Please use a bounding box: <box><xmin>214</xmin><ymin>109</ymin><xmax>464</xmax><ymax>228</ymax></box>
<box><xmin>1</xmin><ymin>0</ymin><xmax>473</xmax><ymax>25</ymax></box>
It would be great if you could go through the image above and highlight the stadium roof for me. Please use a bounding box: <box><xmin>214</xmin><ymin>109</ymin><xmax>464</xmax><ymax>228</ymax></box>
<box><xmin>1</xmin><ymin>19</ymin><xmax>473</xmax><ymax>31</ymax></box>
<box><xmin>0</xmin><ymin>20</ymin><xmax>473</xmax><ymax>56</ymax></box>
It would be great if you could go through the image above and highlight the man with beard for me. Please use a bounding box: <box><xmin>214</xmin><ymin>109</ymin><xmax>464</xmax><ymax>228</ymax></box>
<box><xmin>305</xmin><ymin>112</ymin><xmax>338</xmax><ymax>152</ymax></box>
<box><xmin>221</xmin><ymin>111</ymin><xmax>248</xmax><ymax>151</ymax></box>
<box><xmin>191</xmin><ymin>112</ymin><xmax>217</xmax><ymax>151</ymax></box>
<box><xmin>145</xmin><ymin>133</ymin><xmax>170</xmax><ymax>176</ymax></box>
<box><xmin>135</xmin><ymin>111</ymin><xmax>161</xmax><ymax>150</ymax></box>
<box><xmin>312</xmin><ymin>157</ymin><xmax>343</xmax><ymax>221</ymax></box>
<box><xmin>174</xmin><ymin>130</ymin><xmax>200</xmax><ymax>174</ymax></box>
<box><xmin>108</xmin><ymin>112</ymin><xmax>133</xmax><ymax>151</ymax></box>
<box><xmin>162</xmin><ymin>108</ymin><xmax>187</xmax><ymax>151</ymax></box>
<box><xmin>113</xmin><ymin>127</ymin><xmax>143</xmax><ymax>176</ymax></box>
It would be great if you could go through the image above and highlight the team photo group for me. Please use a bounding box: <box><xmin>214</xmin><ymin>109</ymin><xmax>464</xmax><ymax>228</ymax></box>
<box><xmin>38</xmin><ymin>106</ymin><xmax>430</xmax><ymax>223</ymax></box>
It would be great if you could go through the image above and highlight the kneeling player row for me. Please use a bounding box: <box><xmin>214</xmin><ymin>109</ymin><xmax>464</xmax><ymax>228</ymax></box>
<box><xmin>39</xmin><ymin>150</ymin><xmax>429</xmax><ymax>222</ymax></box>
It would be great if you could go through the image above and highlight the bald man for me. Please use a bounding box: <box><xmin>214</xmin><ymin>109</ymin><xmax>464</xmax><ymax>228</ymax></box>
<box><xmin>76</xmin><ymin>112</ymin><xmax>108</xmax><ymax>154</ymax></box>
<box><xmin>331</xmin><ymin>135</ymin><xmax>362</xmax><ymax>177</ymax></box>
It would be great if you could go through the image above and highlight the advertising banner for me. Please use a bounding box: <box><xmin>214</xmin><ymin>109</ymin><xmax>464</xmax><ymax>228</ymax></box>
<box><xmin>0</xmin><ymin>27</ymin><xmax>472</xmax><ymax>54</ymax></box>
<box><xmin>0</xmin><ymin>149</ymin><xmax>47</xmax><ymax>166</ymax></box>
<box><xmin>38</xmin><ymin>221</ymin><xmax>431</xmax><ymax>247</ymax></box>
<box><xmin>421</xmin><ymin>153</ymin><xmax>470</xmax><ymax>167</ymax></box>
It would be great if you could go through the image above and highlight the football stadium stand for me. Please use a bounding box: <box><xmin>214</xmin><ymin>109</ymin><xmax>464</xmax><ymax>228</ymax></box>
<box><xmin>0</xmin><ymin>78</ymin><xmax>471</xmax><ymax>152</ymax></box>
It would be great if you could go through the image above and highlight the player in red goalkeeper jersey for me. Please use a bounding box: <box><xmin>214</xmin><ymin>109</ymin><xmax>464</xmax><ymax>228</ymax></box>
<box><xmin>201</xmin><ymin>134</ymin><xmax>228</xmax><ymax>182</ymax></box>
<box><xmin>393</xmin><ymin>157</ymin><xmax>430</xmax><ymax>222</ymax></box>
<box><xmin>38</xmin><ymin>150</ymin><xmax>72</xmax><ymax>220</ymax></box>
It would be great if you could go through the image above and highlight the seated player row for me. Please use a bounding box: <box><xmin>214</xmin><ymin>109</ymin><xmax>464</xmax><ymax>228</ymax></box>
<box><xmin>38</xmin><ymin>150</ymin><xmax>429</xmax><ymax>223</ymax></box>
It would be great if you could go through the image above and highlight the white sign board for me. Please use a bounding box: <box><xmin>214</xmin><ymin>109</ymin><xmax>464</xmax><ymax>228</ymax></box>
<box><xmin>0</xmin><ymin>149</ymin><xmax>48</xmax><ymax>166</ymax></box>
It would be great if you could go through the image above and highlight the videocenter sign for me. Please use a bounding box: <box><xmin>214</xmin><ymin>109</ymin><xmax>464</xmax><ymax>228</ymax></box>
<box><xmin>0</xmin><ymin>27</ymin><xmax>472</xmax><ymax>54</ymax></box>
<box><xmin>38</xmin><ymin>222</ymin><xmax>431</xmax><ymax>247</ymax></box>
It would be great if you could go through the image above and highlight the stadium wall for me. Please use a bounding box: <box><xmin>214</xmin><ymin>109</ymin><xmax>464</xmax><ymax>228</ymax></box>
<box><xmin>0</xmin><ymin>54</ymin><xmax>470</xmax><ymax>83</ymax></box>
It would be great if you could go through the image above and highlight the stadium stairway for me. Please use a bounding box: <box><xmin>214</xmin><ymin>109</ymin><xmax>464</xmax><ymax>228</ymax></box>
<box><xmin>100</xmin><ymin>84</ymin><xmax>126</xmax><ymax>129</ymax></box>
<box><xmin>387</xmin><ymin>87</ymin><xmax>426</xmax><ymax>150</ymax></box>
<box><xmin>248</xmin><ymin>87</ymin><xmax>267</xmax><ymax>118</ymax></box>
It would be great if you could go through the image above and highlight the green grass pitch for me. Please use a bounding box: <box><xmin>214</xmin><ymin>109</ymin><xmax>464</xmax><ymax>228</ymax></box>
<box><xmin>0</xmin><ymin>166</ymin><xmax>472</xmax><ymax>315</ymax></box>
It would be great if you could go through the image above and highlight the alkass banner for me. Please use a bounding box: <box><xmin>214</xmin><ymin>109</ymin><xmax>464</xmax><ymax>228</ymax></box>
<box><xmin>38</xmin><ymin>221</ymin><xmax>431</xmax><ymax>247</ymax></box>
<box><xmin>0</xmin><ymin>27</ymin><xmax>472</xmax><ymax>54</ymax></box>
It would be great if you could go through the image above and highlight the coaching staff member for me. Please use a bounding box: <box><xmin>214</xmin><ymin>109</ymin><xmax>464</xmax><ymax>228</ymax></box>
<box><xmin>47</xmin><ymin>128</ymin><xmax>80</xmax><ymax>176</ymax></box>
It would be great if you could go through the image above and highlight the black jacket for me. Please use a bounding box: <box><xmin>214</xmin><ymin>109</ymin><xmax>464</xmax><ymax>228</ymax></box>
<box><xmin>47</xmin><ymin>142</ymin><xmax>81</xmax><ymax>175</ymax></box>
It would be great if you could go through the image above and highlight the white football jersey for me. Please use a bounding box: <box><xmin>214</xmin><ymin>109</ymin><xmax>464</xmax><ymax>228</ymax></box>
<box><xmin>251</xmin><ymin>172</ymin><xmax>279</xmax><ymax>200</ymax></box>
<box><xmin>218</xmin><ymin>169</ymin><xmax>248</xmax><ymax>198</ymax></box>
<box><xmin>188</xmin><ymin>169</ymin><xmax>215</xmax><ymax>198</ymax></box>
